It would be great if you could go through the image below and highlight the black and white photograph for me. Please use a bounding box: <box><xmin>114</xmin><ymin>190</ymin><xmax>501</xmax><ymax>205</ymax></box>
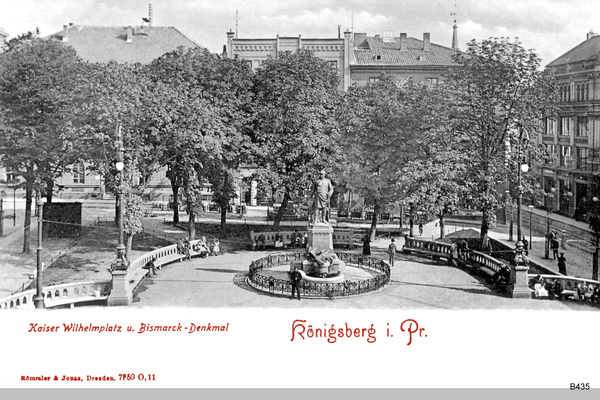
<box><xmin>1</xmin><ymin>0</ymin><xmax>600</xmax><ymax>392</ymax></box>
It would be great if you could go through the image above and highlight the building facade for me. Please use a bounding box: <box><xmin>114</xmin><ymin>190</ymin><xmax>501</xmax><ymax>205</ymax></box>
<box><xmin>539</xmin><ymin>32</ymin><xmax>600</xmax><ymax>219</ymax></box>
<box><xmin>224</xmin><ymin>29</ymin><xmax>462</xmax><ymax>212</ymax></box>
<box><xmin>2</xmin><ymin>23</ymin><xmax>202</xmax><ymax>202</ymax></box>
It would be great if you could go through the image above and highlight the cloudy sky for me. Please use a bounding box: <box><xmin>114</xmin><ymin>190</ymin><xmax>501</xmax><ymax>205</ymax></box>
<box><xmin>1</xmin><ymin>0</ymin><xmax>599</xmax><ymax>65</ymax></box>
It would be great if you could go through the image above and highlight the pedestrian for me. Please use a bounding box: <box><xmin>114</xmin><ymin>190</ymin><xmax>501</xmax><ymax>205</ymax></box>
<box><xmin>449</xmin><ymin>242</ymin><xmax>459</xmax><ymax>267</ymax></box>
<box><xmin>551</xmin><ymin>234</ymin><xmax>559</xmax><ymax>259</ymax></box>
<box><xmin>269</xmin><ymin>276</ymin><xmax>275</xmax><ymax>293</ymax></box>
<box><xmin>561</xmin><ymin>230</ymin><xmax>568</xmax><ymax>250</ymax></box>
<box><xmin>591</xmin><ymin>285</ymin><xmax>600</xmax><ymax>306</ymax></box>
<box><xmin>144</xmin><ymin>257</ymin><xmax>158</xmax><ymax>276</ymax></box>
<box><xmin>362</xmin><ymin>231</ymin><xmax>371</xmax><ymax>256</ymax></box>
<box><xmin>482</xmin><ymin>233</ymin><xmax>493</xmax><ymax>254</ymax></box>
<box><xmin>418</xmin><ymin>223</ymin><xmax>423</xmax><ymax>236</ymax></box>
<box><xmin>521</xmin><ymin>236</ymin><xmax>528</xmax><ymax>256</ymax></box>
<box><xmin>551</xmin><ymin>279</ymin><xmax>564</xmax><ymax>300</ymax></box>
<box><xmin>290</xmin><ymin>267</ymin><xmax>302</xmax><ymax>300</ymax></box>
<box><xmin>183</xmin><ymin>237</ymin><xmax>191</xmax><ymax>261</ymax></box>
<box><xmin>257</xmin><ymin>233</ymin><xmax>266</xmax><ymax>251</ymax></box>
<box><xmin>387</xmin><ymin>238</ymin><xmax>397</xmax><ymax>266</ymax></box>
<box><xmin>557</xmin><ymin>252</ymin><xmax>567</xmax><ymax>275</ymax></box>
<box><xmin>212</xmin><ymin>238</ymin><xmax>220</xmax><ymax>256</ymax></box>
<box><xmin>275</xmin><ymin>231</ymin><xmax>284</xmax><ymax>249</ymax></box>
<box><xmin>176</xmin><ymin>238</ymin><xmax>184</xmax><ymax>255</ymax></box>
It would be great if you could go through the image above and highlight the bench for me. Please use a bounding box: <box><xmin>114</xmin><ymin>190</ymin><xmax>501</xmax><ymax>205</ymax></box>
<box><xmin>250</xmin><ymin>228</ymin><xmax>355</xmax><ymax>250</ymax></box>
<box><xmin>250</xmin><ymin>230</ymin><xmax>306</xmax><ymax>249</ymax></box>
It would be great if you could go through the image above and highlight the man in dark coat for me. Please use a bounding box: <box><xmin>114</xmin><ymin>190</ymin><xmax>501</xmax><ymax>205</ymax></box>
<box><xmin>557</xmin><ymin>253</ymin><xmax>567</xmax><ymax>275</ymax></box>
<box><xmin>290</xmin><ymin>268</ymin><xmax>302</xmax><ymax>300</ymax></box>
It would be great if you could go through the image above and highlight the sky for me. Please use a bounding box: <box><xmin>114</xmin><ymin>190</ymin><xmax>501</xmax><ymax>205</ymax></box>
<box><xmin>1</xmin><ymin>0</ymin><xmax>600</xmax><ymax>66</ymax></box>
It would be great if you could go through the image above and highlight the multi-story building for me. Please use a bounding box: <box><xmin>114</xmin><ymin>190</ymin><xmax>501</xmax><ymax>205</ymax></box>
<box><xmin>224</xmin><ymin>28</ymin><xmax>462</xmax><ymax>210</ymax></box>
<box><xmin>0</xmin><ymin>22</ymin><xmax>202</xmax><ymax>202</ymax></box>
<box><xmin>540</xmin><ymin>31</ymin><xmax>600</xmax><ymax>219</ymax></box>
<box><xmin>225</xmin><ymin>27</ymin><xmax>461</xmax><ymax>88</ymax></box>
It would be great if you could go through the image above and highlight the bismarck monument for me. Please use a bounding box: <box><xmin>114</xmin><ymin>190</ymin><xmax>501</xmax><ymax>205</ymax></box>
<box><xmin>292</xmin><ymin>170</ymin><xmax>346</xmax><ymax>281</ymax></box>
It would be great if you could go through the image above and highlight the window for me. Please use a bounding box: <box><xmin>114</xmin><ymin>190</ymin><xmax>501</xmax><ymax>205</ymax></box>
<box><xmin>559</xmin><ymin>117</ymin><xmax>571</xmax><ymax>136</ymax></box>
<box><xmin>425</xmin><ymin>78</ymin><xmax>438</xmax><ymax>88</ymax></box>
<box><xmin>577</xmin><ymin>116</ymin><xmax>588</xmax><ymax>137</ymax></box>
<box><xmin>586</xmin><ymin>84</ymin><xmax>590</xmax><ymax>101</ymax></box>
<box><xmin>560</xmin><ymin>146</ymin><xmax>572</xmax><ymax>168</ymax></box>
<box><xmin>545</xmin><ymin>144</ymin><xmax>556</xmax><ymax>164</ymax></box>
<box><xmin>545</xmin><ymin>117</ymin><xmax>556</xmax><ymax>136</ymax></box>
<box><xmin>577</xmin><ymin>147</ymin><xmax>589</xmax><ymax>170</ymax></box>
<box><xmin>73</xmin><ymin>162</ymin><xmax>85</xmax><ymax>184</ymax></box>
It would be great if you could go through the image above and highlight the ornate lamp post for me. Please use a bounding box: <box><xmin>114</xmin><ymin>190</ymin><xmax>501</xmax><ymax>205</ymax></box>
<box><xmin>544</xmin><ymin>187</ymin><xmax>556</xmax><ymax>259</ymax></box>
<box><xmin>33</xmin><ymin>196</ymin><xmax>44</xmax><ymax>309</ymax></box>
<box><xmin>591</xmin><ymin>197</ymin><xmax>600</xmax><ymax>281</ymax></box>
<box><xmin>108</xmin><ymin>125</ymin><xmax>131</xmax><ymax>306</ymax></box>
<box><xmin>528</xmin><ymin>204</ymin><xmax>534</xmax><ymax>250</ymax></box>
<box><xmin>516</xmin><ymin>163</ymin><xmax>529</xmax><ymax>242</ymax></box>
<box><xmin>110</xmin><ymin>159</ymin><xmax>128</xmax><ymax>271</ymax></box>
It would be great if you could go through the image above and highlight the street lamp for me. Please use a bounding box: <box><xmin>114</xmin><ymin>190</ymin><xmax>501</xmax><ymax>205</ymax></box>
<box><xmin>110</xmin><ymin>127</ymin><xmax>129</xmax><ymax>272</ymax></box>
<box><xmin>544</xmin><ymin>187</ymin><xmax>556</xmax><ymax>259</ymax></box>
<box><xmin>33</xmin><ymin>196</ymin><xmax>44</xmax><ymax>309</ymax></box>
<box><xmin>528</xmin><ymin>204</ymin><xmax>534</xmax><ymax>250</ymax></box>
<box><xmin>591</xmin><ymin>197</ymin><xmax>600</xmax><ymax>281</ymax></box>
<box><xmin>516</xmin><ymin>163</ymin><xmax>529</xmax><ymax>242</ymax></box>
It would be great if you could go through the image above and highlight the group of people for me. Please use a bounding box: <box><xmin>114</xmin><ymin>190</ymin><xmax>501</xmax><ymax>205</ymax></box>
<box><xmin>177</xmin><ymin>236</ymin><xmax>221</xmax><ymax>260</ymax></box>
<box><xmin>254</xmin><ymin>230</ymin><xmax>307</xmax><ymax>251</ymax></box>
<box><xmin>528</xmin><ymin>274</ymin><xmax>600</xmax><ymax>304</ymax></box>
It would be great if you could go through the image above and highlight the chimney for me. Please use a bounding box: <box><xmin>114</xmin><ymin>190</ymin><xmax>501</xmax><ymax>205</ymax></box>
<box><xmin>62</xmin><ymin>24</ymin><xmax>69</xmax><ymax>42</ymax></box>
<box><xmin>423</xmin><ymin>33</ymin><xmax>431</xmax><ymax>51</ymax></box>
<box><xmin>126</xmin><ymin>26</ymin><xmax>132</xmax><ymax>43</ymax></box>
<box><xmin>353</xmin><ymin>32</ymin><xmax>367</xmax><ymax>48</ymax></box>
<box><xmin>400</xmin><ymin>33</ymin><xmax>407</xmax><ymax>51</ymax></box>
<box><xmin>587</xmin><ymin>30</ymin><xmax>599</xmax><ymax>40</ymax></box>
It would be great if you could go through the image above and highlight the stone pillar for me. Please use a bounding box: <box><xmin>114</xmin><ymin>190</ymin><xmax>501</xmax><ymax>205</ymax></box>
<box><xmin>250</xmin><ymin>180</ymin><xmax>257</xmax><ymax>206</ymax></box>
<box><xmin>108</xmin><ymin>270</ymin><xmax>131</xmax><ymax>306</ymax></box>
<box><xmin>308</xmin><ymin>223</ymin><xmax>334</xmax><ymax>250</ymax></box>
<box><xmin>509</xmin><ymin>265</ymin><xmax>532</xmax><ymax>299</ymax></box>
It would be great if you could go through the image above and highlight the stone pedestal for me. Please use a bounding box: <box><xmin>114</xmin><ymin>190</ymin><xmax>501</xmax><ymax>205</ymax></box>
<box><xmin>108</xmin><ymin>270</ymin><xmax>131</xmax><ymax>306</ymax></box>
<box><xmin>509</xmin><ymin>265</ymin><xmax>532</xmax><ymax>299</ymax></box>
<box><xmin>308</xmin><ymin>223</ymin><xmax>334</xmax><ymax>250</ymax></box>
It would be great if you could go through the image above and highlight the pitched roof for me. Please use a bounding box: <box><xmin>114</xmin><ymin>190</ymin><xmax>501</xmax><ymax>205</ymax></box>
<box><xmin>353</xmin><ymin>36</ymin><xmax>460</xmax><ymax>66</ymax></box>
<box><xmin>46</xmin><ymin>25</ymin><xmax>202</xmax><ymax>64</ymax></box>
<box><xmin>547</xmin><ymin>35</ymin><xmax>600</xmax><ymax>67</ymax></box>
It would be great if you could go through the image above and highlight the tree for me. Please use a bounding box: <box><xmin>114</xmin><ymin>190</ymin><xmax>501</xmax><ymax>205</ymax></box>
<box><xmin>147</xmin><ymin>48</ymin><xmax>253</xmax><ymax>232</ymax></box>
<box><xmin>0</xmin><ymin>33</ymin><xmax>85</xmax><ymax>253</ymax></box>
<box><xmin>251</xmin><ymin>49</ymin><xmax>341</xmax><ymax>226</ymax></box>
<box><xmin>337</xmin><ymin>76</ymin><xmax>422</xmax><ymax>239</ymax></box>
<box><xmin>445</xmin><ymin>37</ymin><xmax>557</xmax><ymax>238</ymax></box>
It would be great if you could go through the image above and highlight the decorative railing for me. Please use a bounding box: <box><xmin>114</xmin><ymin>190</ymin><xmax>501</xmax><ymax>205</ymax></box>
<box><xmin>248</xmin><ymin>252</ymin><xmax>391</xmax><ymax>298</ymax></box>
<box><xmin>1</xmin><ymin>280</ymin><xmax>111</xmax><ymax>310</ymax></box>
<box><xmin>2</xmin><ymin>239</ymin><xmax>203</xmax><ymax>310</ymax></box>
<box><xmin>403</xmin><ymin>237</ymin><xmax>600</xmax><ymax>293</ymax></box>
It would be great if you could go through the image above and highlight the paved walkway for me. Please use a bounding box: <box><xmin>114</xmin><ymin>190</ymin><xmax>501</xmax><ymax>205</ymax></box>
<box><xmin>1</xmin><ymin>207</ymin><xmax>596</xmax><ymax>310</ymax></box>
<box><xmin>132</xmin><ymin>229</ymin><xmax>591</xmax><ymax>311</ymax></box>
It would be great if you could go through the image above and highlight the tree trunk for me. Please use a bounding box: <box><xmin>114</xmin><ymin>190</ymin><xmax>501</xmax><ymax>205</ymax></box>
<box><xmin>23</xmin><ymin>179</ymin><xmax>33</xmax><ymax>254</ymax></box>
<box><xmin>480</xmin><ymin>207</ymin><xmax>490</xmax><ymax>239</ymax></box>
<box><xmin>171</xmin><ymin>181</ymin><xmax>180</xmax><ymax>224</ymax></box>
<box><xmin>126</xmin><ymin>234</ymin><xmax>133</xmax><ymax>261</ymax></box>
<box><xmin>219</xmin><ymin>203</ymin><xmax>227</xmax><ymax>233</ymax></box>
<box><xmin>439</xmin><ymin>214</ymin><xmax>445</xmax><ymax>239</ymax></box>
<box><xmin>44</xmin><ymin>177</ymin><xmax>54</xmax><ymax>203</ymax></box>
<box><xmin>273</xmin><ymin>191</ymin><xmax>290</xmax><ymax>227</ymax></box>
<box><xmin>370</xmin><ymin>202</ymin><xmax>380</xmax><ymax>241</ymax></box>
<box><xmin>188</xmin><ymin>207</ymin><xmax>196</xmax><ymax>240</ymax></box>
